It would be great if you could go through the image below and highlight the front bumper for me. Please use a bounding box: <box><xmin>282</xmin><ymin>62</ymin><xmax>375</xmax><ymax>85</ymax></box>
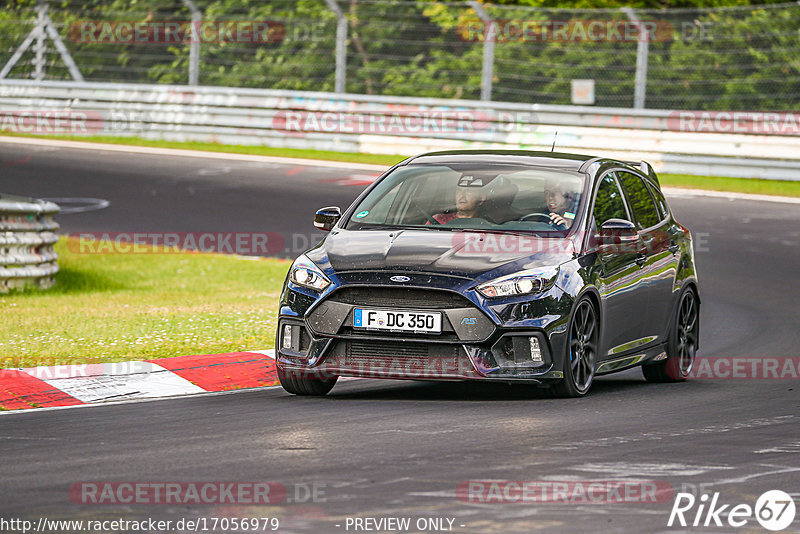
<box><xmin>276</xmin><ymin>283</ymin><xmax>572</xmax><ymax>383</ymax></box>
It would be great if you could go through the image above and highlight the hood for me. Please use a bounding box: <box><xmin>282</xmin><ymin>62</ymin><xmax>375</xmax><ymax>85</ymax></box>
<box><xmin>307</xmin><ymin>228</ymin><xmax>576</xmax><ymax>281</ymax></box>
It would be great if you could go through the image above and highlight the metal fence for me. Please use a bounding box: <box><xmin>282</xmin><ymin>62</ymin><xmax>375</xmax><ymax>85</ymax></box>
<box><xmin>1</xmin><ymin>1</ymin><xmax>799</xmax><ymax>111</ymax></box>
<box><xmin>2</xmin><ymin>79</ymin><xmax>800</xmax><ymax>180</ymax></box>
<box><xmin>0</xmin><ymin>193</ymin><xmax>60</xmax><ymax>292</ymax></box>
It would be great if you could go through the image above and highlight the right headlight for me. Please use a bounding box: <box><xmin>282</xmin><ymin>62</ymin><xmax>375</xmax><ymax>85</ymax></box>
<box><xmin>289</xmin><ymin>254</ymin><xmax>331</xmax><ymax>291</ymax></box>
<box><xmin>476</xmin><ymin>266</ymin><xmax>559</xmax><ymax>298</ymax></box>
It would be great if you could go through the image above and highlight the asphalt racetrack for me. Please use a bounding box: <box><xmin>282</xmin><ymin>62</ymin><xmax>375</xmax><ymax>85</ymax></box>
<box><xmin>1</xmin><ymin>140</ymin><xmax>799</xmax><ymax>533</ymax></box>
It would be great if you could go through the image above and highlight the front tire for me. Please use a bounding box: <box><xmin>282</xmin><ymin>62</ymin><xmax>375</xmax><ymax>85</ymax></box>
<box><xmin>277</xmin><ymin>365</ymin><xmax>338</xmax><ymax>396</ymax></box>
<box><xmin>642</xmin><ymin>288</ymin><xmax>699</xmax><ymax>383</ymax></box>
<box><xmin>552</xmin><ymin>298</ymin><xmax>598</xmax><ymax>398</ymax></box>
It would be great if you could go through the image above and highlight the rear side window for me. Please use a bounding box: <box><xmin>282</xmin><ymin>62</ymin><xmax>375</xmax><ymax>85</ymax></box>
<box><xmin>593</xmin><ymin>174</ymin><xmax>628</xmax><ymax>226</ymax></box>
<box><xmin>646</xmin><ymin>181</ymin><xmax>670</xmax><ymax>221</ymax></box>
<box><xmin>618</xmin><ymin>171</ymin><xmax>660</xmax><ymax>229</ymax></box>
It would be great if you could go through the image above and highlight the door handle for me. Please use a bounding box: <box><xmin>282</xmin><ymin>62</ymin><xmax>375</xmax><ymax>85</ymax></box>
<box><xmin>635</xmin><ymin>254</ymin><xmax>647</xmax><ymax>267</ymax></box>
<box><xmin>668</xmin><ymin>241</ymin><xmax>679</xmax><ymax>254</ymax></box>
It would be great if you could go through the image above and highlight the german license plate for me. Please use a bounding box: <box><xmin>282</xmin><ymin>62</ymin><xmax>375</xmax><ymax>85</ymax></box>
<box><xmin>353</xmin><ymin>308</ymin><xmax>442</xmax><ymax>334</ymax></box>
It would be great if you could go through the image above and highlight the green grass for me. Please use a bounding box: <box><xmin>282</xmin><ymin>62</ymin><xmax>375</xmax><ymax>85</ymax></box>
<box><xmin>4</xmin><ymin>132</ymin><xmax>799</xmax><ymax>198</ymax></box>
<box><xmin>659</xmin><ymin>173</ymin><xmax>800</xmax><ymax>197</ymax></box>
<box><xmin>0</xmin><ymin>237</ymin><xmax>290</xmax><ymax>369</ymax></box>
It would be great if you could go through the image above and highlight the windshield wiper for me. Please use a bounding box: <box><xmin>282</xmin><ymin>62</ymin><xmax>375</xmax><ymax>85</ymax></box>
<box><xmin>354</xmin><ymin>224</ymin><xmax>430</xmax><ymax>231</ymax></box>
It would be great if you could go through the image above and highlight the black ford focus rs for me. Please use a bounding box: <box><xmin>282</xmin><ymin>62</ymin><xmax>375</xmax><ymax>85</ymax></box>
<box><xmin>276</xmin><ymin>151</ymin><xmax>699</xmax><ymax>397</ymax></box>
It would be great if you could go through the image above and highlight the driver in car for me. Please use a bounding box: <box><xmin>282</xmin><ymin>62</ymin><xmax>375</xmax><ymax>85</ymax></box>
<box><xmin>544</xmin><ymin>180</ymin><xmax>579</xmax><ymax>230</ymax></box>
<box><xmin>431</xmin><ymin>185</ymin><xmax>487</xmax><ymax>224</ymax></box>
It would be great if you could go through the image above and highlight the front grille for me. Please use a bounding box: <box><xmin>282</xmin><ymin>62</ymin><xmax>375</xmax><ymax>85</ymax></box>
<box><xmin>321</xmin><ymin>339</ymin><xmax>475</xmax><ymax>379</ymax></box>
<box><xmin>344</xmin><ymin>340</ymin><xmax>462</xmax><ymax>369</ymax></box>
<box><xmin>348</xmin><ymin>339</ymin><xmax>444</xmax><ymax>359</ymax></box>
<box><xmin>325</xmin><ymin>287</ymin><xmax>470</xmax><ymax>310</ymax></box>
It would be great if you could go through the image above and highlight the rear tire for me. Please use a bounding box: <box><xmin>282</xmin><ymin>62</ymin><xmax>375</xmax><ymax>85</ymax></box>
<box><xmin>551</xmin><ymin>298</ymin><xmax>598</xmax><ymax>398</ymax></box>
<box><xmin>277</xmin><ymin>365</ymin><xmax>338</xmax><ymax>396</ymax></box>
<box><xmin>642</xmin><ymin>288</ymin><xmax>699</xmax><ymax>383</ymax></box>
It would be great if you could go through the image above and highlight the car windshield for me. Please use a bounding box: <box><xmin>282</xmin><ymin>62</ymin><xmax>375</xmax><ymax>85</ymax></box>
<box><xmin>346</xmin><ymin>163</ymin><xmax>586</xmax><ymax>233</ymax></box>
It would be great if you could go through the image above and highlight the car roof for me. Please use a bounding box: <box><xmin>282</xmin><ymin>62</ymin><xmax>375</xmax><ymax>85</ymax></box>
<box><xmin>400</xmin><ymin>150</ymin><xmax>660</xmax><ymax>185</ymax></box>
<box><xmin>402</xmin><ymin>150</ymin><xmax>598</xmax><ymax>172</ymax></box>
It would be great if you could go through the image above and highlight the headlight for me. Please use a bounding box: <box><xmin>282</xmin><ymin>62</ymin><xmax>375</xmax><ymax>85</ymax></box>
<box><xmin>476</xmin><ymin>267</ymin><xmax>559</xmax><ymax>298</ymax></box>
<box><xmin>289</xmin><ymin>254</ymin><xmax>331</xmax><ymax>291</ymax></box>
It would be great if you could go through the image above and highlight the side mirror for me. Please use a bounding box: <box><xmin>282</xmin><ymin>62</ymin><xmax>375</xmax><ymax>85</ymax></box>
<box><xmin>314</xmin><ymin>206</ymin><xmax>341</xmax><ymax>231</ymax></box>
<box><xmin>598</xmin><ymin>218</ymin><xmax>638</xmax><ymax>245</ymax></box>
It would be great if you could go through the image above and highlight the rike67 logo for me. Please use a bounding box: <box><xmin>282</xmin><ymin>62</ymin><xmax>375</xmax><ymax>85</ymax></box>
<box><xmin>668</xmin><ymin>490</ymin><xmax>796</xmax><ymax>531</ymax></box>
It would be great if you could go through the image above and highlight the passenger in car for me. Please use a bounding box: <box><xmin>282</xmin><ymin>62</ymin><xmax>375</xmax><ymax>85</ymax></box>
<box><xmin>431</xmin><ymin>186</ymin><xmax>487</xmax><ymax>224</ymax></box>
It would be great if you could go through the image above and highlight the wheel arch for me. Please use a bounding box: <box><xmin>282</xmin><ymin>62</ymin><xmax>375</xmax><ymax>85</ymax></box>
<box><xmin>560</xmin><ymin>285</ymin><xmax>603</xmax><ymax>374</ymax></box>
<box><xmin>683</xmin><ymin>279</ymin><xmax>700</xmax><ymax>303</ymax></box>
<box><xmin>666</xmin><ymin>279</ymin><xmax>700</xmax><ymax>351</ymax></box>
<box><xmin>577</xmin><ymin>286</ymin><xmax>602</xmax><ymax>325</ymax></box>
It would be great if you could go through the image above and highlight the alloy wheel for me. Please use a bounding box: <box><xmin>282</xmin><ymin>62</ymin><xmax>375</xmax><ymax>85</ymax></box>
<box><xmin>676</xmin><ymin>291</ymin><xmax>698</xmax><ymax>376</ymax></box>
<box><xmin>569</xmin><ymin>299</ymin><xmax>598</xmax><ymax>393</ymax></box>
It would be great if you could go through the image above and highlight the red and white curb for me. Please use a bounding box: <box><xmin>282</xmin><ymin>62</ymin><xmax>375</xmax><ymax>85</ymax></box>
<box><xmin>0</xmin><ymin>349</ymin><xmax>276</xmax><ymax>411</ymax></box>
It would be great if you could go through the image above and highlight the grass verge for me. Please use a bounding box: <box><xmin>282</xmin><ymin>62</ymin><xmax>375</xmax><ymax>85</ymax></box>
<box><xmin>4</xmin><ymin>133</ymin><xmax>799</xmax><ymax>198</ymax></box>
<box><xmin>658</xmin><ymin>173</ymin><xmax>800</xmax><ymax>197</ymax></box>
<box><xmin>1</xmin><ymin>237</ymin><xmax>289</xmax><ymax>368</ymax></box>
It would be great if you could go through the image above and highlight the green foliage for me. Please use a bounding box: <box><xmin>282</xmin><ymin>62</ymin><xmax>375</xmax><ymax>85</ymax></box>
<box><xmin>0</xmin><ymin>0</ymin><xmax>798</xmax><ymax>109</ymax></box>
<box><xmin>648</xmin><ymin>7</ymin><xmax>800</xmax><ymax>109</ymax></box>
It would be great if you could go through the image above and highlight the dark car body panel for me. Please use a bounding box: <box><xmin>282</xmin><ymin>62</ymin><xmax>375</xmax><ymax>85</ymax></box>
<box><xmin>276</xmin><ymin>150</ymin><xmax>699</xmax><ymax>385</ymax></box>
<box><xmin>309</xmin><ymin>229</ymin><xmax>576</xmax><ymax>284</ymax></box>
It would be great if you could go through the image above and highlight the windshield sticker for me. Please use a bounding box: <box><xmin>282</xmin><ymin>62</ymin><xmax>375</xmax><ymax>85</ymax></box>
<box><xmin>355</xmin><ymin>210</ymin><xmax>369</xmax><ymax>218</ymax></box>
<box><xmin>564</xmin><ymin>212</ymin><xmax>576</xmax><ymax>219</ymax></box>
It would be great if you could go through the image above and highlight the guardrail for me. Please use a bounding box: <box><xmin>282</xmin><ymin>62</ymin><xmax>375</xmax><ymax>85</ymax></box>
<box><xmin>0</xmin><ymin>194</ymin><xmax>60</xmax><ymax>292</ymax></box>
<box><xmin>1</xmin><ymin>79</ymin><xmax>800</xmax><ymax>180</ymax></box>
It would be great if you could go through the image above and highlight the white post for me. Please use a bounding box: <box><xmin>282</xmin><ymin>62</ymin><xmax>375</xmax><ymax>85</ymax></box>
<box><xmin>34</xmin><ymin>2</ymin><xmax>47</xmax><ymax>80</ymax></box>
<box><xmin>623</xmin><ymin>7</ymin><xmax>649</xmax><ymax>109</ymax></box>
<box><xmin>182</xmin><ymin>0</ymin><xmax>201</xmax><ymax>86</ymax></box>
<box><xmin>468</xmin><ymin>1</ymin><xmax>495</xmax><ymax>102</ymax></box>
<box><xmin>324</xmin><ymin>0</ymin><xmax>347</xmax><ymax>93</ymax></box>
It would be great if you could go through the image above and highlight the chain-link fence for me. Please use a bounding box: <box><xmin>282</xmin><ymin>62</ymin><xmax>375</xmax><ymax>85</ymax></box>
<box><xmin>1</xmin><ymin>0</ymin><xmax>799</xmax><ymax>111</ymax></box>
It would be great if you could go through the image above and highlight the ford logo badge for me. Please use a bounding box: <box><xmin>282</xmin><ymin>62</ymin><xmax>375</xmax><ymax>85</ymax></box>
<box><xmin>390</xmin><ymin>276</ymin><xmax>410</xmax><ymax>283</ymax></box>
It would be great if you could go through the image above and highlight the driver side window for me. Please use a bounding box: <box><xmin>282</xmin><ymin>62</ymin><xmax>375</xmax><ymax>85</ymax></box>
<box><xmin>593</xmin><ymin>174</ymin><xmax>628</xmax><ymax>227</ymax></box>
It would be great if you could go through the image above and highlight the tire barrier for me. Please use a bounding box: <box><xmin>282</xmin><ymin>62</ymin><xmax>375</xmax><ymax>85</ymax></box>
<box><xmin>0</xmin><ymin>193</ymin><xmax>59</xmax><ymax>292</ymax></box>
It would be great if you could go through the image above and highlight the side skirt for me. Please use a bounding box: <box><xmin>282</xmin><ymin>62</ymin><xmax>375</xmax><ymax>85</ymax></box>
<box><xmin>595</xmin><ymin>344</ymin><xmax>668</xmax><ymax>376</ymax></box>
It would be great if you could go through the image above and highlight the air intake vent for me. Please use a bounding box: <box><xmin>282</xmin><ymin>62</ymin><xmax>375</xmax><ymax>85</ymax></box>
<box><xmin>346</xmin><ymin>340</ymin><xmax>461</xmax><ymax>359</ymax></box>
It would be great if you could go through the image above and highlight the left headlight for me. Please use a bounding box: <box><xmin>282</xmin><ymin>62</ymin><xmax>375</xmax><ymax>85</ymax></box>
<box><xmin>476</xmin><ymin>266</ymin><xmax>559</xmax><ymax>298</ymax></box>
<box><xmin>289</xmin><ymin>254</ymin><xmax>331</xmax><ymax>291</ymax></box>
